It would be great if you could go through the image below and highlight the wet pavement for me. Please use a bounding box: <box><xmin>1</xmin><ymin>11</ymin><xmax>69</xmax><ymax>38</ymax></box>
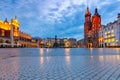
<box><xmin>0</xmin><ymin>48</ymin><xmax>120</xmax><ymax>80</ymax></box>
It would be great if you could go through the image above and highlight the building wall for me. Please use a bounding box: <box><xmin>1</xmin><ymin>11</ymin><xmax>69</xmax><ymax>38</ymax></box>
<box><xmin>19</xmin><ymin>31</ymin><xmax>39</xmax><ymax>47</ymax></box>
<box><xmin>99</xmin><ymin>14</ymin><xmax>120</xmax><ymax>47</ymax></box>
<box><xmin>68</xmin><ymin>38</ymin><xmax>77</xmax><ymax>47</ymax></box>
<box><xmin>19</xmin><ymin>31</ymin><xmax>31</xmax><ymax>41</ymax></box>
<box><xmin>77</xmin><ymin>39</ymin><xmax>84</xmax><ymax>48</ymax></box>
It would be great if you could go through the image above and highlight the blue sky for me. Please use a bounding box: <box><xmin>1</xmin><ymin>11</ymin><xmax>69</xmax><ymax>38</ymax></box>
<box><xmin>0</xmin><ymin>0</ymin><xmax>120</xmax><ymax>40</ymax></box>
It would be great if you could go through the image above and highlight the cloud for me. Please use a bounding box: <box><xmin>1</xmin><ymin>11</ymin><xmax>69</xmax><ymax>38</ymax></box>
<box><xmin>0</xmin><ymin>0</ymin><xmax>120</xmax><ymax>40</ymax></box>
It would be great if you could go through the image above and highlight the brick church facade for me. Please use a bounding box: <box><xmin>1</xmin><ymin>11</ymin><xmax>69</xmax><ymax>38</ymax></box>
<box><xmin>84</xmin><ymin>7</ymin><xmax>101</xmax><ymax>48</ymax></box>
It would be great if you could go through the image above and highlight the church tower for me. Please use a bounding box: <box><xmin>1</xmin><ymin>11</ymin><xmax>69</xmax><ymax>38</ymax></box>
<box><xmin>84</xmin><ymin>6</ymin><xmax>92</xmax><ymax>47</ymax></box>
<box><xmin>92</xmin><ymin>8</ymin><xmax>101</xmax><ymax>47</ymax></box>
<box><xmin>92</xmin><ymin>8</ymin><xmax>101</xmax><ymax>31</ymax></box>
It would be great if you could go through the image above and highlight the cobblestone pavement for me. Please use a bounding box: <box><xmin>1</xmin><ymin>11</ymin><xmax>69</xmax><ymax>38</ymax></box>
<box><xmin>0</xmin><ymin>48</ymin><xmax>120</xmax><ymax>80</ymax></box>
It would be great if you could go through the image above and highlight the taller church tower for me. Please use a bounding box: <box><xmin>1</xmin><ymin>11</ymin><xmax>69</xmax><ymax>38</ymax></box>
<box><xmin>84</xmin><ymin>7</ymin><xmax>92</xmax><ymax>47</ymax></box>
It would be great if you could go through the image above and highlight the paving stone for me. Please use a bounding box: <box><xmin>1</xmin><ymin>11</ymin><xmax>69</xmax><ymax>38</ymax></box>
<box><xmin>0</xmin><ymin>54</ymin><xmax>120</xmax><ymax>80</ymax></box>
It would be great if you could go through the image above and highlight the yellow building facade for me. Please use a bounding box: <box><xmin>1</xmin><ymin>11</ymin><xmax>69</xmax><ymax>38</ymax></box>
<box><xmin>0</xmin><ymin>17</ymin><xmax>19</xmax><ymax>37</ymax></box>
<box><xmin>0</xmin><ymin>17</ymin><xmax>38</xmax><ymax>48</ymax></box>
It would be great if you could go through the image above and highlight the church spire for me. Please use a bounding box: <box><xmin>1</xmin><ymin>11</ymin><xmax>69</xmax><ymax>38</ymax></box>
<box><xmin>15</xmin><ymin>16</ymin><xmax>17</xmax><ymax>19</ymax></box>
<box><xmin>87</xmin><ymin>6</ymin><xmax>89</xmax><ymax>11</ymax></box>
<box><xmin>94</xmin><ymin>7</ymin><xmax>100</xmax><ymax>16</ymax></box>
<box><xmin>4</xmin><ymin>18</ymin><xmax>8</xmax><ymax>23</ymax></box>
<box><xmin>95</xmin><ymin>7</ymin><xmax>98</xmax><ymax>14</ymax></box>
<box><xmin>85</xmin><ymin>6</ymin><xmax>91</xmax><ymax>16</ymax></box>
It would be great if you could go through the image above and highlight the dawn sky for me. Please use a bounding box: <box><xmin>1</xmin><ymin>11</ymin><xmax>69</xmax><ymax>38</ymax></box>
<box><xmin>0</xmin><ymin>0</ymin><xmax>120</xmax><ymax>40</ymax></box>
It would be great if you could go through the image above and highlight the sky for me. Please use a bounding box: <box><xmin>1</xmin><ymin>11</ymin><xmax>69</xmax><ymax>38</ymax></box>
<box><xmin>0</xmin><ymin>0</ymin><xmax>120</xmax><ymax>40</ymax></box>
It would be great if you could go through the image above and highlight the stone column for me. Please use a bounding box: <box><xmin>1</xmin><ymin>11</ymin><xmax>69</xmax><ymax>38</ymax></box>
<box><xmin>10</xmin><ymin>25</ymin><xmax>14</xmax><ymax>47</ymax></box>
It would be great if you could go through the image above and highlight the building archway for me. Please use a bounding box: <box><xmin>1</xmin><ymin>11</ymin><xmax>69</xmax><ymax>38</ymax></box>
<box><xmin>0</xmin><ymin>39</ymin><xmax>3</xmax><ymax>48</ymax></box>
<box><xmin>0</xmin><ymin>39</ymin><xmax>3</xmax><ymax>43</ymax></box>
<box><xmin>5</xmin><ymin>40</ymin><xmax>11</xmax><ymax>44</ymax></box>
<box><xmin>5</xmin><ymin>40</ymin><xmax>11</xmax><ymax>48</ymax></box>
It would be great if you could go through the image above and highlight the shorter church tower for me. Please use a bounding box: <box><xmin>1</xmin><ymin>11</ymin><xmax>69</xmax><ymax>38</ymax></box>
<box><xmin>92</xmin><ymin>8</ymin><xmax>101</xmax><ymax>47</ymax></box>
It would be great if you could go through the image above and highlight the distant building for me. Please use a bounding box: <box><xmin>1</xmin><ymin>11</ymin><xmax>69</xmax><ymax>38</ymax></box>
<box><xmin>32</xmin><ymin>37</ymin><xmax>44</xmax><ymax>48</ymax></box>
<box><xmin>77</xmin><ymin>39</ymin><xmax>84</xmax><ymax>48</ymax></box>
<box><xmin>99</xmin><ymin>13</ymin><xmax>120</xmax><ymax>47</ymax></box>
<box><xmin>43</xmin><ymin>37</ymin><xmax>77</xmax><ymax>48</ymax></box>
<box><xmin>19</xmin><ymin>31</ymin><xmax>38</xmax><ymax>47</ymax></box>
<box><xmin>84</xmin><ymin>7</ymin><xmax>101</xmax><ymax>48</ymax></box>
<box><xmin>59</xmin><ymin>38</ymin><xmax>64</xmax><ymax>47</ymax></box>
<box><xmin>68</xmin><ymin>38</ymin><xmax>77</xmax><ymax>47</ymax></box>
<box><xmin>43</xmin><ymin>38</ymin><xmax>55</xmax><ymax>47</ymax></box>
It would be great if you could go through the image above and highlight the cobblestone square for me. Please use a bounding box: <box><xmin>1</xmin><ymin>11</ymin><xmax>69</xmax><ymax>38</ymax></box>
<box><xmin>0</xmin><ymin>48</ymin><xmax>120</xmax><ymax>80</ymax></box>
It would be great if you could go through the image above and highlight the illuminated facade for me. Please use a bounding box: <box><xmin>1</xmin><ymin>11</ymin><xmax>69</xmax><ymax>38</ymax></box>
<box><xmin>84</xmin><ymin>7</ymin><xmax>101</xmax><ymax>48</ymax></box>
<box><xmin>11</xmin><ymin>17</ymin><xmax>20</xmax><ymax>37</ymax></box>
<box><xmin>99</xmin><ymin>13</ymin><xmax>120</xmax><ymax>47</ymax></box>
<box><xmin>0</xmin><ymin>17</ymin><xmax>20</xmax><ymax>47</ymax></box>
<box><xmin>77</xmin><ymin>39</ymin><xmax>84</xmax><ymax>48</ymax></box>
<box><xmin>18</xmin><ymin>31</ymin><xmax>40</xmax><ymax>48</ymax></box>
<box><xmin>68</xmin><ymin>38</ymin><xmax>77</xmax><ymax>48</ymax></box>
<box><xmin>19</xmin><ymin>31</ymin><xmax>31</xmax><ymax>42</ymax></box>
<box><xmin>0</xmin><ymin>17</ymin><xmax>39</xmax><ymax>48</ymax></box>
<box><xmin>0</xmin><ymin>18</ymin><xmax>19</xmax><ymax>37</ymax></box>
<box><xmin>43</xmin><ymin>38</ymin><xmax>57</xmax><ymax>47</ymax></box>
<box><xmin>43</xmin><ymin>37</ymin><xmax>77</xmax><ymax>48</ymax></box>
